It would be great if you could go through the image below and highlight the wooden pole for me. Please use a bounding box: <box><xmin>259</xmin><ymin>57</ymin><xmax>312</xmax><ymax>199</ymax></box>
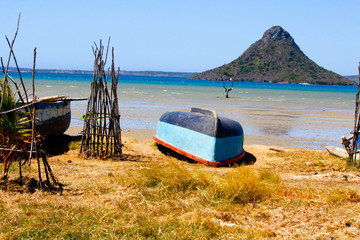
<box><xmin>29</xmin><ymin>48</ymin><xmax>37</xmax><ymax>163</ymax></box>
<box><xmin>350</xmin><ymin>62</ymin><xmax>360</xmax><ymax>165</ymax></box>
<box><xmin>356</xmin><ymin>62</ymin><xmax>360</xmax><ymax>165</ymax></box>
<box><xmin>29</xmin><ymin>48</ymin><xmax>43</xmax><ymax>188</ymax></box>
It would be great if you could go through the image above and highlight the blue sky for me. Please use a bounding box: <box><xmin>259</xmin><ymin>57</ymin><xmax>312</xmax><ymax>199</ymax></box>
<box><xmin>0</xmin><ymin>0</ymin><xmax>359</xmax><ymax>75</ymax></box>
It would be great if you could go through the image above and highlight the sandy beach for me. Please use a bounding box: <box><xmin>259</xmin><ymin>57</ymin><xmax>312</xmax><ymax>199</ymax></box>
<box><xmin>2</xmin><ymin>133</ymin><xmax>360</xmax><ymax>239</ymax></box>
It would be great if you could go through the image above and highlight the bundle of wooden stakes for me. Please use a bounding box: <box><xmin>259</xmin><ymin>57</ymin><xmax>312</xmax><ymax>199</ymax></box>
<box><xmin>80</xmin><ymin>40</ymin><xmax>122</xmax><ymax>158</ymax></box>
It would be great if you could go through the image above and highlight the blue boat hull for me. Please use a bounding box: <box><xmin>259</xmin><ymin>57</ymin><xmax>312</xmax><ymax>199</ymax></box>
<box><xmin>21</xmin><ymin>99</ymin><xmax>71</xmax><ymax>136</ymax></box>
<box><xmin>154</xmin><ymin>108</ymin><xmax>245</xmax><ymax>166</ymax></box>
<box><xmin>34</xmin><ymin>100</ymin><xmax>71</xmax><ymax>136</ymax></box>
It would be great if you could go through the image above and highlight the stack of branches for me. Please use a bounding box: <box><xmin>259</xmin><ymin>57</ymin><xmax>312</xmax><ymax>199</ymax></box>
<box><xmin>80</xmin><ymin>39</ymin><xmax>122</xmax><ymax>158</ymax></box>
<box><xmin>0</xmin><ymin>15</ymin><xmax>61</xmax><ymax>190</ymax></box>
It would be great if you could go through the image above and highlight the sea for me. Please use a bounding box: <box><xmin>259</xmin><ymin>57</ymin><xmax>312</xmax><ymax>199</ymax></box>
<box><xmin>5</xmin><ymin>72</ymin><xmax>358</xmax><ymax>150</ymax></box>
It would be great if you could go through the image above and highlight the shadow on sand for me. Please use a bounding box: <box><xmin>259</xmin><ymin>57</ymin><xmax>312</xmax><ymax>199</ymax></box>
<box><xmin>156</xmin><ymin>144</ymin><xmax>256</xmax><ymax>167</ymax></box>
<box><xmin>0</xmin><ymin>176</ymin><xmax>64</xmax><ymax>194</ymax></box>
<box><xmin>42</xmin><ymin>134</ymin><xmax>82</xmax><ymax>156</ymax></box>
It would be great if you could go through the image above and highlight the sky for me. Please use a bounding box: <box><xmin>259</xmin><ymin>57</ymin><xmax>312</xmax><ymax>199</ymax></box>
<box><xmin>0</xmin><ymin>0</ymin><xmax>359</xmax><ymax>75</ymax></box>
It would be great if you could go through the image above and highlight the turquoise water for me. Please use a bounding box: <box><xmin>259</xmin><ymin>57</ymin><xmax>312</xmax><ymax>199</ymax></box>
<box><xmin>4</xmin><ymin>72</ymin><xmax>358</xmax><ymax>149</ymax></box>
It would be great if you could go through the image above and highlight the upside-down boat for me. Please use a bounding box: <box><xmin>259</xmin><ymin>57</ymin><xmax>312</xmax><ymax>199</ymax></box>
<box><xmin>33</xmin><ymin>97</ymin><xmax>71</xmax><ymax>136</ymax></box>
<box><xmin>153</xmin><ymin>107</ymin><xmax>245</xmax><ymax>167</ymax></box>
<box><xmin>21</xmin><ymin>96</ymin><xmax>86</xmax><ymax>136</ymax></box>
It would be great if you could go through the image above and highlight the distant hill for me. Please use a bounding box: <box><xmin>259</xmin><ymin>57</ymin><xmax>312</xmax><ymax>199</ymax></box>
<box><xmin>345</xmin><ymin>75</ymin><xmax>359</xmax><ymax>84</ymax></box>
<box><xmin>119</xmin><ymin>70</ymin><xmax>194</xmax><ymax>78</ymax></box>
<box><xmin>191</xmin><ymin>26</ymin><xmax>355</xmax><ymax>86</ymax></box>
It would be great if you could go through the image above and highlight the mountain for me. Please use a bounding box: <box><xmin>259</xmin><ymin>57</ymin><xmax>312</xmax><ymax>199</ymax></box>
<box><xmin>190</xmin><ymin>26</ymin><xmax>355</xmax><ymax>86</ymax></box>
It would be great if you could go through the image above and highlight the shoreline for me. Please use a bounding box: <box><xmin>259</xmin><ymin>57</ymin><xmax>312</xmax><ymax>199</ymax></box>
<box><xmin>48</xmin><ymin>74</ymin><xmax>355</xmax><ymax>151</ymax></box>
<box><xmin>65</xmin><ymin>125</ymin><xmax>344</xmax><ymax>151</ymax></box>
<box><xmin>67</xmin><ymin>99</ymin><xmax>353</xmax><ymax>151</ymax></box>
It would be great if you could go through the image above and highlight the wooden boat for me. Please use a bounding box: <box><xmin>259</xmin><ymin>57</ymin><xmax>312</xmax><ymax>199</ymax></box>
<box><xmin>20</xmin><ymin>96</ymin><xmax>86</xmax><ymax>136</ymax></box>
<box><xmin>325</xmin><ymin>146</ymin><xmax>349</xmax><ymax>158</ymax></box>
<box><xmin>153</xmin><ymin>107</ymin><xmax>245</xmax><ymax>167</ymax></box>
<box><xmin>32</xmin><ymin>97</ymin><xmax>71</xmax><ymax>136</ymax></box>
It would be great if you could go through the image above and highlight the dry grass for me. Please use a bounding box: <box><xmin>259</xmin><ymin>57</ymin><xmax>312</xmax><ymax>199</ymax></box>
<box><xmin>1</xmin><ymin>137</ymin><xmax>360</xmax><ymax>239</ymax></box>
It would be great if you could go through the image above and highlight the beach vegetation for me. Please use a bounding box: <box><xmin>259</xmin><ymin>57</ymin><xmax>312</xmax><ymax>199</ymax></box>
<box><xmin>326</xmin><ymin>187</ymin><xmax>360</xmax><ymax>203</ymax></box>
<box><xmin>117</xmin><ymin>160</ymin><xmax>280</xmax><ymax>205</ymax></box>
<box><xmin>1</xmin><ymin>139</ymin><xmax>360</xmax><ymax>239</ymax></box>
<box><xmin>0</xmin><ymin>158</ymin><xmax>282</xmax><ymax>239</ymax></box>
<box><xmin>267</xmin><ymin>148</ymin><xmax>347</xmax><ymax>171</ymax></box>
<box><xmin>0</xmin><ymin>79</ymin><xmax>30</xmax><ymax>179</ymax></box>
<box><xmin>68</xmin><ymin>140</ymin><xmax>81</xmax><ymax>150</ymax></box>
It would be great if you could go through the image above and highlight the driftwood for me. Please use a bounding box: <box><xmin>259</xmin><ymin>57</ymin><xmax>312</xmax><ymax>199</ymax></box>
<box><xmin>80</xmin><ymin>39</ymin><xmax>122</xmax><ymax>158</ymax></box>
<box><xmin>269</xmin><ymin>147</ymin><xmax>283</xmax><ymax>153</ymax></box>
<box><xmin>222</xmin><ymin>78</ymin><xmax>234</xmax><ymax>98</ymax></box>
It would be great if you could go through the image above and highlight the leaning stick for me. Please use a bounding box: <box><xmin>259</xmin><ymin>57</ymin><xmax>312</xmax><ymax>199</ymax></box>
<box><xmin>28</xmin><ymin>48</ymin><xmax>37</xmax><ymax>163</ymax></box>
<box><xmin>31</xmin><ymin>48</ymin><xmax>43</xmax><ymax>187</ymax></box>
<box><xmin>1</xmin><ymin>14</ymin><xmax>21</xmax><ymax>107</ymax></box>
<box><xmin>0</xmin><ymin>65</ymin><xmax>23</xmax><ymax>103</ymax></box>
<box><xmin>6</xmin><ymin>36</ymin><xmax>30</xmax><ymax>103</ymax></box>
<box><xmin>3</xmin><ymin>14</ymin><xmax>20</xmax><ymax>81</ymax></box>
<box><xmin>103</xmin><ymin>37</ymin><xmax>111</xmax><ymax>67</ymax></box>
